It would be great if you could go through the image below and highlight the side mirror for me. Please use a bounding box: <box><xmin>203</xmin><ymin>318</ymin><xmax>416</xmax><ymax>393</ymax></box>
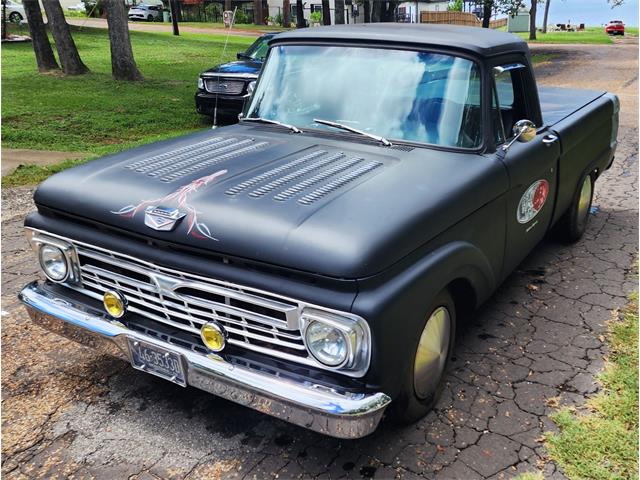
<box><xmin>237</xmin><ymin>52</ymin><xmax>243</xmax><ymax>60</ymax></box>
<box><xmin>500</xmin><ymin>119</ymin><xmax>537</xmax><ymax>157</ymax></box>
<box><xmin>513</xmin><ymin>119</ymin><xmax>536</xmax><ymax>143</ymax></box>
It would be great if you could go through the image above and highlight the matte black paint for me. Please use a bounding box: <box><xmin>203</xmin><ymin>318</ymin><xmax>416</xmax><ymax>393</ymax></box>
<box><xmin>27</xmin><ymin>25</ymin><xmax>619</xmax><ymax>399</ymax></box>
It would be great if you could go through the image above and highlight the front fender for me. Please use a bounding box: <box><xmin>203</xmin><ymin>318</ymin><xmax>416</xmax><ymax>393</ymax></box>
<box><xmin>353</xmin><ymin>241</ymin><xmax>496</xmax><ymax>397</ymax></box>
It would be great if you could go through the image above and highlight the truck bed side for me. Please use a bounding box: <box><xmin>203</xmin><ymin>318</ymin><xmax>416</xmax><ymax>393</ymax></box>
<box><xmin>539</xmin><ymin>86</ymin><xmax>617</xmax><ymax>226</ymax></box>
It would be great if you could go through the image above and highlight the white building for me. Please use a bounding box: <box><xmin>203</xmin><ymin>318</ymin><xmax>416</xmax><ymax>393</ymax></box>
<box><xmin>397</xmin><ymin>1</ymin><xmax>450</xmax><ymax>23</ymax></box>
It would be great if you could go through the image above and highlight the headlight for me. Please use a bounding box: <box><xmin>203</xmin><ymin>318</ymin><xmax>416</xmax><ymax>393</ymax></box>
<box><xmin>300</xmin><ymin>309</ymin><xmax>370</xmax><ymax>375</ymax></box>
<box><xmin>197</xmin><ymin>77</ymin><xmax>204</xmax><ymax>89</ymax></box>
<box><xmin>38</xmin><ymin>244</ymin><xmax>68</xmax><ymax>282</ymax></box>
<box><xmin>305</xmin><ymin>321</ymin><xmax>349</xmax><ymax>366</ymax></box>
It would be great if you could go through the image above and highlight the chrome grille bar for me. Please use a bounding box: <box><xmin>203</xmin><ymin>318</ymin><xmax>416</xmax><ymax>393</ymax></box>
<box><xmin>67</xmin><ymin>245</ymin><xmax>313</xmax><ymax>361</ymax></box>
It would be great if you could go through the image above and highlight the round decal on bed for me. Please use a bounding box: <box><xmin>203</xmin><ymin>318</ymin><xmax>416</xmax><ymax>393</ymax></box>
<box><xmin>517</xmin><ymin>179</ymin><xmax>550</xmax><ymax>224</ymax></box>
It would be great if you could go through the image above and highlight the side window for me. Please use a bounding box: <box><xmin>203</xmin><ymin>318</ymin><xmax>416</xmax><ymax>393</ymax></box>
<box><xmin>491</xmin><ymin>64</ymin><xmax>530</xmax><ymax>145</ymax></box>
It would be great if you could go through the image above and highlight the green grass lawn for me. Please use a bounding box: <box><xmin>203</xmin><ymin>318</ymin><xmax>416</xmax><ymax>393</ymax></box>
<box><xmin>544</xmin><ymin>293</ymin><xmax>639</xmax><ymax>480</ymax></box>
<box><xmin>514</xmin><ymin>26</ymin><xmax>613</xmax><ymax>44</ymax></box>
<box><xmin>2</xmin><ymin>27</ymin><xmax>254</xmax><ymax>185</ymax></box>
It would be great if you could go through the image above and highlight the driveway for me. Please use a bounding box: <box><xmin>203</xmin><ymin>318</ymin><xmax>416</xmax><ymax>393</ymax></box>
<box><xmin>1</xmin><ymin>40</ymin><xmax>637</xmax><ymax>479</ymax></box>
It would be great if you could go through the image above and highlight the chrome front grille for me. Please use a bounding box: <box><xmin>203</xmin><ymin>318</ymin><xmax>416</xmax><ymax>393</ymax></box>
<box><xmin>68</xmin><ymin>244</ymin><xmax>317</xmax><ymax>365</ymax></box>
<box><xmin>204</xmin><ymin>78</ymin><xmax>245</xmax><ymax>95</ymax></box>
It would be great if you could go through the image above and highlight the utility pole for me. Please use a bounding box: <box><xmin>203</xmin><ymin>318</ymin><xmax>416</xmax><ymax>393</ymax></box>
<box><xmin>169</xmin><ymin>0</ymin><xmax>179</xmax><ymax>36</ymax></box>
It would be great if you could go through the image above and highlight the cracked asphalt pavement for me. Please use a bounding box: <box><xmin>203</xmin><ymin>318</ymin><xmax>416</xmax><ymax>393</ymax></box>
<box><xmin>2</xmin><ymin>39</ymin><xmax>638</xmax><ymax>479</ymax></box>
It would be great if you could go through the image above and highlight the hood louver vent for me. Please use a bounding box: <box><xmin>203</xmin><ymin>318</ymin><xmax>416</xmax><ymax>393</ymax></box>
<box><xmin>125</xmin><ymin>136</ymin><xmax>269</xmax><ymax>183</ymax></box>
<box><xmin>225</xmin><ymin>149</ymin><xmax>384</xmax><ymax>205</ymax></box>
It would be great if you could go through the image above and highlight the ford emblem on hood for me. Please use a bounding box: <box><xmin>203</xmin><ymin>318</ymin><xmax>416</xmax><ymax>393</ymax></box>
<box><xmin>144</xmin><ymin>206</ymin><xmax>186</xmax><ymax>232</ymax></box>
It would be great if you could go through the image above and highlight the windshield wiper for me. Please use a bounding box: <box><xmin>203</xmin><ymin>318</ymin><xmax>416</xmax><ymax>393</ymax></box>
<box><xmin>241</xmin><ymin>117</ymin><xmax>303</xmax><ymax>133</ymax></box>
<box><xmin>313</xmin><ymin>118</ymin><xmax>392</xmax><ymax>146</ymax></box>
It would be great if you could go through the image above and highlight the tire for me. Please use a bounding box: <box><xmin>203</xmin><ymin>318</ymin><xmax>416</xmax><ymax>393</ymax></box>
<box><xmin>148</xmin><ymin>15</ymin><xmax>153</xmax><ymax>21</ymax></box>
<box><xmin>391</xmin><ymin>289</ymin><xmax>456</xmax><ymax>424</ymax></box>
<box><xmin>556</xmin><ymin>173</ymin><xmax>594</xmax><ymax>243</ymax></box>
<box><xmin>9</xmin><ymin>12</ymin><xmax>22</xmax><ymax>22</ymax></box>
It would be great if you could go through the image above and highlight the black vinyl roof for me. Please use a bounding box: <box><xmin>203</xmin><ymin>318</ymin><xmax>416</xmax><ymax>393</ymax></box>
<box><xmin>273</xmin><ymin>24</ymin><xmax>528</xmax><ymax>57</ymax></box>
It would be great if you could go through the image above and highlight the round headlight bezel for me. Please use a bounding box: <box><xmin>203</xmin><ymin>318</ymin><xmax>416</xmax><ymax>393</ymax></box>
<box><xmin>38</xmin><ymin>244</ymin><xmax>69</xmax><ymax>282</ymax></box>
<box><xmin>304</xmin><ymin>320</ymin><xmax>350</xmax><ymax>367</ymax></box>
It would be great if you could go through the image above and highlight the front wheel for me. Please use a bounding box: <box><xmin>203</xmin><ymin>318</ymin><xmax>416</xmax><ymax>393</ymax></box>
<box><xmin>556</xmin><ymin>173</ymin><xmax>594</xmax><ymax>243</ymax></box>
<box><xmin>9</xmin><ymin>12</ymin><xmax>22</xmax><ymax>22</ymax></box>
<box><xmin>147</xmin><ymin>15</ymin><xmax>154</xmax><ymax>21</ymax></box>
<box><xmin>392</xmin><ymin>290</ymin><xmax>456</xmax><ymax>423</ymax></box>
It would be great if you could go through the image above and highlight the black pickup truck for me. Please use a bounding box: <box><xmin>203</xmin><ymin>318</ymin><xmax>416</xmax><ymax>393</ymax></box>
<box><xmin>19</xmin><ymin>24</ymin><xmax>619</xmax><ymax>439</ymax></box>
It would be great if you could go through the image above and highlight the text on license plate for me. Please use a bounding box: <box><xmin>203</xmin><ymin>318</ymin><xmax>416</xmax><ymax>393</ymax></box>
<box><xmin>127</xmin><ymin>338</ymin><xmax>187</xmax><ymax>387</ymax></box>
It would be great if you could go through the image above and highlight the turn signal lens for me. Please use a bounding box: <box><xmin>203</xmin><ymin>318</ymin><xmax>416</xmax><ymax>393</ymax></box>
<box><xmin>103</xmin><ymin>291</ymin><xmax>126</xmax><ymax>318</ymax></box>
<box><xmin>201</xmin><ymin>323</ymin><xmax>226</xmax><ymax>352</ymax></box>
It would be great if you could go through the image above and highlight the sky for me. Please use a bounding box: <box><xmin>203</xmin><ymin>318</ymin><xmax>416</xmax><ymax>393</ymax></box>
<box><xmin>534</xmin><ymin>0</ymin><xmax>639</xmax><ymax>27</ymax></box>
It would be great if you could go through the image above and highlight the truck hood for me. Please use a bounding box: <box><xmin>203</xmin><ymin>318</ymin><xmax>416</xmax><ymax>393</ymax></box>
<box><xmin>33</xmin><ymin>124</ymin><xmax>507</xmax><ymax>278</ymax></box>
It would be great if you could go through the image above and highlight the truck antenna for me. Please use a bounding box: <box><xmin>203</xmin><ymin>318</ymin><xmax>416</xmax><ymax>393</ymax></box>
<box><xmin>212</xmin><ymin>7</ymin><xmax>238</xmax><ymax>130</ymax></box>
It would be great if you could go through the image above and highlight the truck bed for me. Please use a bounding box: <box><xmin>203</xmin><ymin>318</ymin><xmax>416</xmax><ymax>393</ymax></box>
<box><xmin>539</xmin><ymin>86</ymin><xmax>606</xmax><ymax>127</ymax></box>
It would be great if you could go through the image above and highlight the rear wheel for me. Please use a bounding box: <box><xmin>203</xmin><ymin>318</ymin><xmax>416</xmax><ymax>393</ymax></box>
<box><xmin>392</xmin><ymin>290</ymin><xmax>456</xmax><ymax>423</ymax></box>
<box><xmin>556</xmin><ymin>173</ymin><xmax>594</xmax><ymax>243</ymax></box>
<box><xmin>9</xmin><ymin>12</ymin><xmax>22</xmax><ymax>22</ymax></box>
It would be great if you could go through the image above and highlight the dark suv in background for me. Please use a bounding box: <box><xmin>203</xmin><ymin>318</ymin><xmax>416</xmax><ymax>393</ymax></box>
<box><xmin>195</xmin><ymin>33</ymin><xmax>276</xmax><ymax>122</ymax></box>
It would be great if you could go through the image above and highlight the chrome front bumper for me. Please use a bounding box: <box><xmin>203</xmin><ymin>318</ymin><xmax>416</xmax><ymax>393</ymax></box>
<box><xmin>18</xmin><ymin>281</ymin><xmax>390</xmax><ymax>439</ymax></box>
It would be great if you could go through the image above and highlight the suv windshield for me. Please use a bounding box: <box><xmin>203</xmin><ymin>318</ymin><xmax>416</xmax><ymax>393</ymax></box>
<box><xmin>243</xmin><ymin>36</ymin><xmax>271</xmax><ymax>60</ymax></box>
<box><xmin>245</xmin><ymin>45</ymin><xmax>482</xmax><ymax>148</ymax></box>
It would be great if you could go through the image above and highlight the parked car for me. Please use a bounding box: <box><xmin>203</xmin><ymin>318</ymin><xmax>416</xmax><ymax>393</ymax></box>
<box><xmin>4</xmin><ymin>0</ymin><xmax>25</xmax><ymax>23</ymax></box>
<box><xmin>128</xmin><ymin>4</ymin><xmax>162</xmax><ymax>21</ymax></box>
<box><xmin>605</xmin><ymin>20</ymin><xmax>625</xmax><ymax>35</ymax></box>
<box><xmin>20</xmin><ymin>24</ymin><xmax>619</xmax><ymax>439</ymax></box>
<box><xmin>67</xmin><ymin>3</ymin><xmax>88</xmax><ymax>12</ymax></box>
<box><xmin>195</xmin><ymin>33</ymin><xmax>276</xmax><ymax>122</ymax></box>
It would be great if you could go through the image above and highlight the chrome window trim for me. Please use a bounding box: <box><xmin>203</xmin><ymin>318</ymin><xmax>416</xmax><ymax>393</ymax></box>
<box><xmin>25</xmin><ymin>227</ymin><xmax>371</xmax><ymax>378</ymax></box>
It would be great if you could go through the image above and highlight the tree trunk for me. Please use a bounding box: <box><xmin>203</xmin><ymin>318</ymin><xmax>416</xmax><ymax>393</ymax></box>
<box><xmin>23</xmin><ymin>0</ymin><xmax>60</xmax><ymax>72</ymax></box>
<box><xmin>295</xmin><ymin>0</ymin><xmax>305</xmax><ymax>27</ymax></box>
<box><xmin>104</xmin><ymin>0</ymin><xmax>142</xmax><ymax>81</ymax></box>
<box><xmin>383</xmin><ymin>1</ymin><xmax>398</xmax><ymax>21</ymax></box>
<box><xmin>169</xmin><ymin>0</ymin><xmax>180</xmax><ymax>35</ymax></box>
<box><xmin>282</xmin><ymin>0</ymin><xmax>291</xmax><ymax>27</ymax></box>
<box><xmin>225</xmin><ymin>0</ymin><xmax>232</xmax><ymax>10</ymax></box>
<box><xmin>42</xmin><ymin>0</ymin><xmax>88</xmax><ymax>75</ymax></box>
<box><xmin>334</xmin><ymin>0</ymin><xmax>344</xmax><ymax>24</ymax></box>
<box><xmin>321</xmin><ymin>0</ymin><xmax>330</xmax><ymax>25</ymax></box>
<box><xmin>254</xmin><ymin>0</ymin><xmax>263</xmax><ymax>24</ymax></box>
<box><xmin>2</xmin><ymin>1</ymin><xmax>6</xmax><ymax>40</ymax></box>
<box><xmin>482</xmin><ymin>0</ymin><xmax>492</xmax><ymax>28</ymax></box>
<box><xmin>363</xmin><ymin>0</ymin><xmax>371</xmax><ymax>23</ymax></box>
<box><xmin>542</xmin><ymin>0</ymin><xmax>550</xmax><ymax>33</ymax></box>
<box><xmin>529</xmin><ymin>0</ymin><xmax>537</xmax><ymax>40</ymax></box>
<box><xmin>371</xmin><ymin>0</ymin><xmax>382</xmax><ymax>22</ymax></box>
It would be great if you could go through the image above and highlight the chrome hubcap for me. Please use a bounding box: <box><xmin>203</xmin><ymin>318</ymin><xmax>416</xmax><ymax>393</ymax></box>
<box><xmin>577</xmin><ymin>176</ymin><xmax>593</xmax><ymax>224</ymax></box>
<box><xmin>414</xmin><ymin>306</ymin><xmax>451</xmax><ymax>400</ymax></box>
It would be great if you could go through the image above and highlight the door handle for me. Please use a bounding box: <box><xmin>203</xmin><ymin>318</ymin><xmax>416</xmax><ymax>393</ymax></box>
<box><xmin>542</xmin><ymin>134</ymin><xmax>559</xmax><ymax>146</ymax></box>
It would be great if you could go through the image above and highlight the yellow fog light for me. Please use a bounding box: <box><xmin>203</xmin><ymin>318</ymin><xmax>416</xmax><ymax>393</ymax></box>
<box><xmin>200</xmin><ymin>323</ymin><xmax>226</xmax><ymax>352</ymax></box>
<box><xmin>103</xmin><ymin>290</ymin><xmax>126</xmax><ymax>318</ymax></box>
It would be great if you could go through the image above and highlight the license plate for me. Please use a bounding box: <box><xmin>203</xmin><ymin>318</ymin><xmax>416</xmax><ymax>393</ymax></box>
<box><xmin>127</xmin><ymin>338</ymin><xmax>187</xmax><ymax>387</ymax></box>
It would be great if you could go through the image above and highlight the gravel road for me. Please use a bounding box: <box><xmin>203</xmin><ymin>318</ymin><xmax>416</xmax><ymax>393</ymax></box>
<box><xmin>1</xmin><ymin>39</ymin><xmax>637</xmax><ymax>479</ymax></box>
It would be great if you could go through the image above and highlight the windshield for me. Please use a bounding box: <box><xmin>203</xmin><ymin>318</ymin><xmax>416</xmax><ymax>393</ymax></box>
<box><xmin>244</xmin><ymin>36</ymin><xmax>271</xmax><ymax>60</ymax></box>
<box><xmin>245</xmin><ymin>45</ymin><xmax>482</xmax><ymax>148</ymax></box>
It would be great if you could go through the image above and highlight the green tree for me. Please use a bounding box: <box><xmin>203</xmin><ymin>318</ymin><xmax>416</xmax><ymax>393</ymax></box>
<box><xmin>448</xmin><ymin>0</ymin><xmax>463</xmax><ymax>12</ymax></box>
